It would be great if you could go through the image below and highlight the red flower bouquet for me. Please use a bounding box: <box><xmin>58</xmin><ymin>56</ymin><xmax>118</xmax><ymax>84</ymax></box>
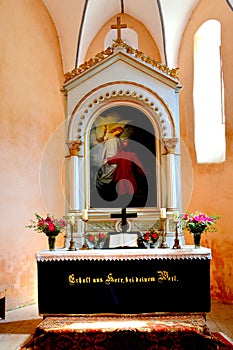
<box><xmin>27</xmin><ymin>213</ymin><xmax>67</xmax><ymax>236</ymax></box>
<box><xmin>143</xmin><ymin>229</ymin><xmax>159</xmax><ymax>244</ymax></box>
<box><xmin>86</xmin><ymin>232</ymin><xmax>107</xmax><ymax>248</ymax></box>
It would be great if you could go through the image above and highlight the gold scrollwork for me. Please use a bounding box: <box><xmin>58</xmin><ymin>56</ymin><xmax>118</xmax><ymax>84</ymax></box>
<box><xmin>163</xmin><ymin>137</ymin><xmax>178</xmax><ymax>154</ymax></box>
<box><xmin>64</xmin><ymin>40</ymin><xmax>179</xmax><ymax>84</ymax></box>
<box><xmin>67</xmin><ymin>140</ymin><xmax>83</xmax><ymax>157</ymax></box>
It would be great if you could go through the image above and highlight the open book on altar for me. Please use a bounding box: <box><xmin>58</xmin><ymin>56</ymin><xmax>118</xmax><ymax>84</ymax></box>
<box><xmin>109</xmin><ymin>233</ymin><xmax>138</xmax><ymax>248</ymax></box>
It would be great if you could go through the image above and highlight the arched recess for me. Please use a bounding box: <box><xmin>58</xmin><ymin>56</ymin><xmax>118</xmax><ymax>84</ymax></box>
<box><xmin>66</xmin><ymin>81</ymin><xmax>178</xmax><ymax>215</ymax></box>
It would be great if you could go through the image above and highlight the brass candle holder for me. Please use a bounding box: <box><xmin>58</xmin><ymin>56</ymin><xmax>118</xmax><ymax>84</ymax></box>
<box><xmin>67</xmin><ymin>215</ymin><xmax>76</xmax><ymax>251</ymax></box>
<box><xmin>80</xmin><ymin>213</ymin><xmax>89</xmax><ymax>250</ymax></box>
<box><xmin>158</xmin><ymin>218</ymin><xmax>169</xmax><ymax>248</ymax></box>
<box><xmin>172</xmin><ymin>221</ymin><xmax>181</xmax><ymax>249</ymax></box>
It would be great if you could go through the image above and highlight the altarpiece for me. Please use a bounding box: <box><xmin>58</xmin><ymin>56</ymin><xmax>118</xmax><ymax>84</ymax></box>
<box><xmin>62</xmin><ymin>29</ymin><xmax>183</xmax><ymax>248</ymax></box>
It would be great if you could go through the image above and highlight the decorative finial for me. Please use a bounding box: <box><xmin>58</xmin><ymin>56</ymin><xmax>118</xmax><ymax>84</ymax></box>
<box><xmin>111</xmin><ymin>16</ymin><xmax>127</xmax><ymax>43</ymax></box>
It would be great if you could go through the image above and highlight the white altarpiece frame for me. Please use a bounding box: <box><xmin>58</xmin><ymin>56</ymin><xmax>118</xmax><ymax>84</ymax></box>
<box><xmin>62</xmin><ymin>43</ymin><xmax>183</xmax><ymax>248</ymax></box>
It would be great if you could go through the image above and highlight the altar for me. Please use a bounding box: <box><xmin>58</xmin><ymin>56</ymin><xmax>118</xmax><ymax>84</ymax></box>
<box><xmin>36</xmin><ymin>246</ymin><xmax>211</xmax><ymax>316</ymax></box>
<box><xmin>42</xmin><ymin>23</ymin><xmax>212</xmax><ymax>317</ymax></box>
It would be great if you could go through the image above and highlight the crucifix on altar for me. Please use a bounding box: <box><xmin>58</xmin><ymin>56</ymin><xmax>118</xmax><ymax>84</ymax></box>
<box><xmin>111</xmin><ymin>207</ymin><xmax>137</xmax><ymax>233</ymax></box>
<box><xmin>109</xmin><ymin>208</ymin><xmax>138</xmax><ymax>248</ymax></box>
<box><xmin>111</xmin><ymin>16</ymin><xmax>127</xmax><ymax>43</ymax></box>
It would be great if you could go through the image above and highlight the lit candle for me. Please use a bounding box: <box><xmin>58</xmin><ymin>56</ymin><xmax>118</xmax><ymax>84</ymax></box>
<box><xmin>82</xmin><ymin>209</ymin><xmax>88</xmax><ymax>221</ymax></box>
<box><xmin>173</xmin><ymin>211</ymin><xmax>179</xmax><ymax>222</ymax></box>
<box><xmin>160</xmin><ymin>208</ymin><xmax>166</xmax><ymax>219</ymax></box>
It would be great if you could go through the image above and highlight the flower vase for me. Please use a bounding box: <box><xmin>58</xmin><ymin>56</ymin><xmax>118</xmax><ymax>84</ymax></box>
<box><xmin>150</xmin><ymin>243</ymin><xmax>156</xmax><ymax>249</ymax></box>
<box><xmin>137</xmin><ymin>238</ymin><xmax>146</xmax><ymax>249</ymax></box>
<box><xmin>99</xmin><ymin>240</ymin><xmax>105</xmax><ymax>249</ymax></box>
<box><xmin>193</xmin><ymin>233</ymin><xmax>201</xmax><ymax>249</ymax></box>
<box><xmin>143</xmin><ymin>241</ymin><xmax>150</xmax><ymax>249</ymax></box>
<box><xmin>48</xmin><ymin>236</ymin><xmax>56</xmax><ymax>251</ymax></box>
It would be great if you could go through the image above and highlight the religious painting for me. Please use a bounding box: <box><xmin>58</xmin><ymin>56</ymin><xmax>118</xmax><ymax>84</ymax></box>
<box><xmin>89</xmin><ymin>105</ymin><xmax>156</xmax><ymax>209</ymax></box>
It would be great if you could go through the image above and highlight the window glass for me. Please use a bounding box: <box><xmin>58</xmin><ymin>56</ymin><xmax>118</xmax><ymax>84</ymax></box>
<box><xmin>193</xmin><ymin>20</ymin><xmax>225</xmax><ymax>163</ymax></box>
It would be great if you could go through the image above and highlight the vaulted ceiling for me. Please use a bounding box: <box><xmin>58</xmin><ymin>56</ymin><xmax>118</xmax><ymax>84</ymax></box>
<box><xmin>42</xmin><ymin>0</ymin><xmax>205</xmax><ymax>73</ymax></box>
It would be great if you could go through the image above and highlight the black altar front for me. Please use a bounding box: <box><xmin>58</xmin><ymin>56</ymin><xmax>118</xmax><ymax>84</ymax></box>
<box><xmin>36</xmin><ymin>247</ymin><xmax>211</xmax><ymax>316</ymax></box>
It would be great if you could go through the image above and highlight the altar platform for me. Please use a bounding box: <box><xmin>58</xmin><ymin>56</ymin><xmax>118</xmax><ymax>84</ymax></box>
<box><xmin>36</xmin><ymin>246</ymin><xmax>211</xmax><ymax>316</ymax></box>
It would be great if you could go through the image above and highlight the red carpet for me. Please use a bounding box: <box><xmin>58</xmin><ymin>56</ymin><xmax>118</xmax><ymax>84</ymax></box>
<box><xmin>21</xmin><ymin>314</ymin><xmax>233</xmax><ymax>350</ymax></box>
<box><xmin>212</xmin><ymin>332</ymin><xmax>233</xmax><ymax>349</ymax></box>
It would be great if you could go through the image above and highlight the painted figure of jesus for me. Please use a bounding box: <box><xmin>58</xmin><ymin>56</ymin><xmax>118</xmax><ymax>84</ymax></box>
<box><xmin>98</xmin><ymin>136</ymin><xmax>148</xmax><ymax>207</ymax></box>
<box><xmin>90</xmin><ymin>105</ymin><xmax>157</xmax><ymax>209</ymax></box>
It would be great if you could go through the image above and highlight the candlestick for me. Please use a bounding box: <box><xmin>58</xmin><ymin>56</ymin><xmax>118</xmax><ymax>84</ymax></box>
<box><xmin>173</xmin><ymin>211</ymin><xmax>179</xmax><ymax>223</ymax></box>
<box><xmin>80</xmin><ymin>209</ymin><xmax>89</xmax><ymax>250</ymax></box>
<box><xmin>68</xmin><ymin>213</ymin><xmax>75</xmax><ymax>225</ymax></box>
<box><xmin>160</xmin><ymin>208</ymin><xmax>167</xmax><ymax>219</ymax></box>
<box><xmin>67</xmin><ymin>214</ymin><xmax>76</xmax><ymax>251</ymax></box>
<box><xmin>172</xmin><ymin>221</ymin><xmax>181</xmax><ymax>249</ymax></box>
<box><xmin>158</xmin><ymin>217</ymin><xmax>169</xmax><ymax>248</ymax></box>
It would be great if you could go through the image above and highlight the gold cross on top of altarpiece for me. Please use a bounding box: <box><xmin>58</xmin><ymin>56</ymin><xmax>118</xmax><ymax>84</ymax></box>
<box><xmin>111</xmin><ymin>16</ymin><xmax>127</xmax><ymax>43</ymax></box>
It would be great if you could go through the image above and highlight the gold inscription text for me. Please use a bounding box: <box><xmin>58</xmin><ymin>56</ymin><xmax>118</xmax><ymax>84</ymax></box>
<box><xmin>68</xmin><ymin>271</ymin><xmax>178</xmax><ymax>286</ymax></box>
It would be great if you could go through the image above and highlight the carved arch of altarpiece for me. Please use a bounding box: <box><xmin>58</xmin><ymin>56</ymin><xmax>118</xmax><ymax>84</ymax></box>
<box><xmin>65</xmin><ymin>81</ymin><xmax>180</xmax><ymax>238</ymax></box>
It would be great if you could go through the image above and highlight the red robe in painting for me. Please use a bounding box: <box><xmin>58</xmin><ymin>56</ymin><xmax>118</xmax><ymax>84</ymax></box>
<box><xmin>107</xmin><ymin>151</ymin><xmax>145</xmax><ymax>196</ymax></box>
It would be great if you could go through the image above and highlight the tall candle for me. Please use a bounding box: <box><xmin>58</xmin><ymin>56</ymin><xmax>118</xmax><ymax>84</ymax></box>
<box><xmin>160</xmin><ymin>208</ymin><xmax>166</xmax><ymax>219</ymax></box>
<box><xmin>82</xmin><ymin>209</ymin><xmax>88</xmax><ymax>221</ymax></box>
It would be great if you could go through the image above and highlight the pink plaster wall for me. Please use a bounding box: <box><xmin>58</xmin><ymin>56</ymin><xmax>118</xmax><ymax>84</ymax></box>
<box><xmin>0</xmin><ymin>0</ymin><xmax>66</xmax><ymax>309</ymax></box>
<box><xmin>0</xmin><ymin>0</ymin><xmax>232</xmax><ymax>311</ymax></box>
<box><xmin>179</xmin><ymin>0</ymin><xmax>233</xmax><ymax>303</ymax></box>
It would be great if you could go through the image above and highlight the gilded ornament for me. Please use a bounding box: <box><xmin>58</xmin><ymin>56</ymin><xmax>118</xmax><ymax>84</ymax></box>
<box><xmin>67</xmin><ymin>140</ymin><xmax>83</xmax><ymax>156</ymax></box>
<box><xmin>163</xmin><ymin>138</ymin><xmax>178</xmax><ymax>154</ymax></box>
<box><xmin>63</xmin><ymin>17</ymin><xmax>180</xmax><ymax>84</ymax></box>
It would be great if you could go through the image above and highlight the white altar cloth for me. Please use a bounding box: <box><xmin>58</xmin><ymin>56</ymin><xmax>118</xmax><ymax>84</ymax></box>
<box><xmin>36</xmin><ymin>245</ymin><xmax>211</xmax><ymax>262</ymax></box>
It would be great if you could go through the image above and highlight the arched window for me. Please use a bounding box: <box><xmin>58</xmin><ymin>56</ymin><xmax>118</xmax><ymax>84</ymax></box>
<box><xmin>193</xmin><ymin>20</ymin><xmax>225</xmax><ymax>163</ymax></box>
